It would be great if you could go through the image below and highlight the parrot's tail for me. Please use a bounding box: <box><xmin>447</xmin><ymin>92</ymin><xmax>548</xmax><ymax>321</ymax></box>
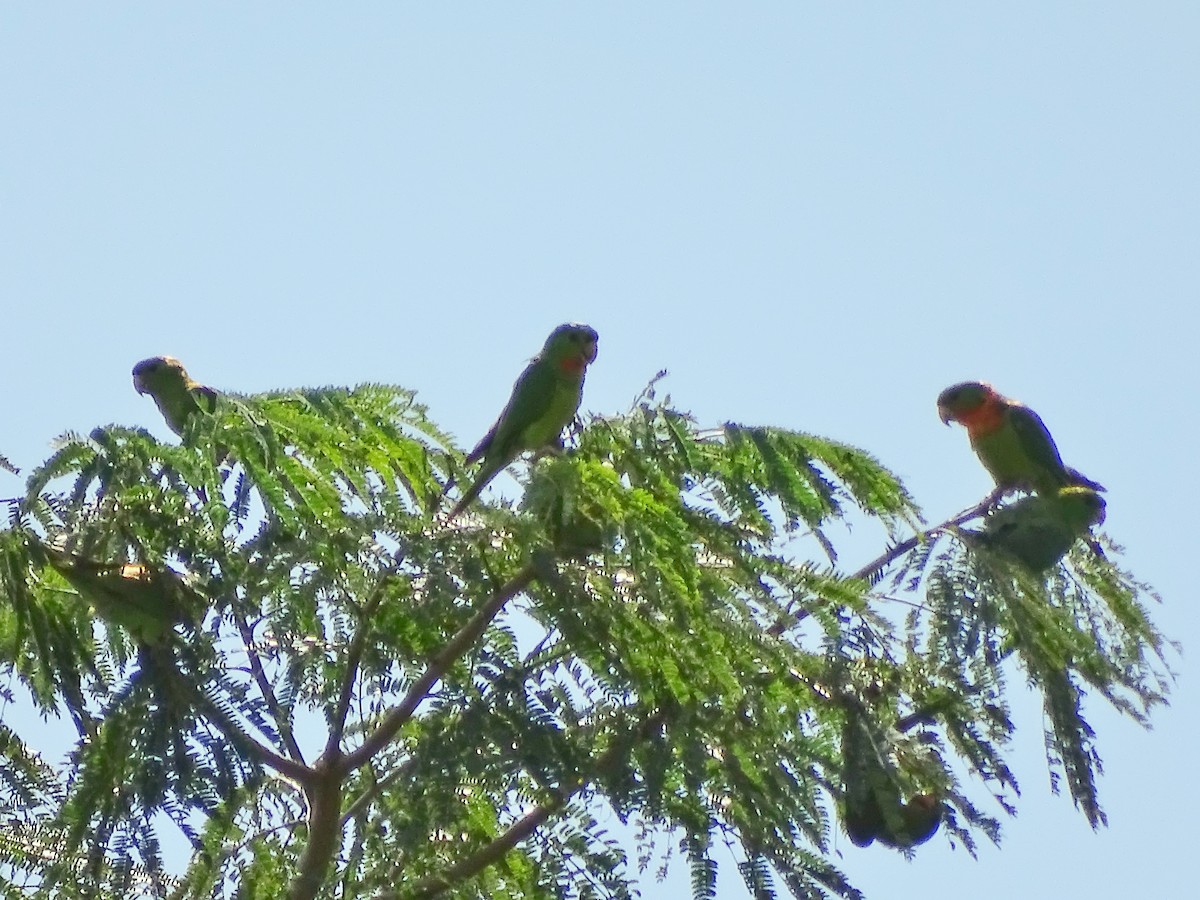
<box><xmin>444</xmin><ymin>462</ymin><xmax>504</xmax><ymax>522</ymax></box>
<box><xmin>1065</xmin><ymin>466</ymin><xmax>1105</xmax><ymax>493</ymax></box>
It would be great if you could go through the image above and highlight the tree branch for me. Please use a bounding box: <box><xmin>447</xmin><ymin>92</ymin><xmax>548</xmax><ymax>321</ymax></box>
<box><xmin>768</xmin><ymin>499</ymin><xmax>989</xmax><ymax>637</ymax></box>
<box><xmin>326</xmin><ymin>575</ymin><xmax>391</xmax><ymax>758</ymax></box>
<box><xmin>339</xmin><ymin>756</ymin><xmax>416</xmax><ymax>828</ymax></box>
<box><xmin>287</xmin><ymin>760</ymin><xmax>345</xmax><ymax>900</ymax></box>
<box><xmin>339</xmin><ymin>635</ymin><xmax>571</xmax><ymax>826</ymax></box>
<box><xmin>388</xmin><ymin>713</ymin><xmax>648</xmax><ymax>900</ymax></box>
<box><xmin>401</xmin><ymin>795</ymin><xmax>566</xmax><ymax>900</ymax></box>
<box><xmin>337</xmin><ymin>561</ymin><xmax>541</xmax><ymax>776</ymax></box>
<box><xmin>851</xmin><ymin>499</ymin><xmax>989</xmax><ymax>583</ymax></box>
<box><xmin>191</xmin><ymin>686</ymin><xmax>315</xmax><ymax>785</ymax></box>
<box><xmin>234</xmin><ymin>610</ymin><xmax>306</xmax><ymax>765</ymax></box>
<box><xmin>216</xmin><ymin>817</ymin><xmax>306</xmax><ymax>869</ymax></box>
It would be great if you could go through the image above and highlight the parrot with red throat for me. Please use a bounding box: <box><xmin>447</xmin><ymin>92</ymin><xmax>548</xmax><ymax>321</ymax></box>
<box><xmin>446</xmin><ymin>323</ymin><xmax>599</xmax><ymax>520</ymax></box>
<box><xmin>132</xmin><ymin>356</ymin><xmax>218</xmax><ymax>437</ymax></box>
<box><xmin>937</xmin><ymin>381</ymin><xmax>1104</xmax><ymax>500</ymax></box>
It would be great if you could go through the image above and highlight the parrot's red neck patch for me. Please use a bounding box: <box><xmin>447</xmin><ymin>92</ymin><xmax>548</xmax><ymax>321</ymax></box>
<box><xmin>559</xmin><ymin>356</ymin><xmax>588</xmax><ymax>375</ymax></box>
<box><xmin>956</xmin><ymin>398</ymin><xmax>1006</xmax><ymax>436</ymax></box>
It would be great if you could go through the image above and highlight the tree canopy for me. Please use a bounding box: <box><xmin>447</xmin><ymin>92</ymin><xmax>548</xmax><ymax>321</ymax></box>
<box><xmin>0</xmin><ymin>373</ymin><xmax>1173</xmax><ymax>899</ymax></box>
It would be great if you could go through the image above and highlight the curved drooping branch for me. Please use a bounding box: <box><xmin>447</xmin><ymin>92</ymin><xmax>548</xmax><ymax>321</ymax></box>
<box><xmin>191</xmin><ymin>678</ymin><xmax>315</xmax><ymax>786</ymax></box>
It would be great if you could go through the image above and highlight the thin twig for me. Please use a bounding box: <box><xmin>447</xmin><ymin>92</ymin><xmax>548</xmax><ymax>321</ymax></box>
<box><xmin>340</xmin><ymin>755</ymin><xmax>420</xmax><ymax>827</ymax></box>
<box><xmin>399</xmin><ymin>796</ymin><xmax>566</xmax><ymax>899</ymax></box>
<box><xmin>850</xmin><ymin>500</ymin><xmax>989</xmax><ymax>583</ymax></box>
<box><xmin>217</xmin><ymin>817</ymin><xmax>306</xmax><ymax>867</ymax></box>
<box><xmin>327</xmin><ymin>576</ymin><xmax>392</xmax><ymax>758</ymax></box>
<box><xmin>234</xmin><ymin>610</ymin><xmax>306</xmax><ymax>764</ymax></box>
<box><xmin>767</xmin><ymin>499</ymin><xmax>988</xmax><ymax>637</ymax></box>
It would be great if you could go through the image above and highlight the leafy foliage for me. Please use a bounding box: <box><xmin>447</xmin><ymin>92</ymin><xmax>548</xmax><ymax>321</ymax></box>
<box><xmin>0</xmin><ymin>377</ymin><xmax>1173</xmax><ymax>899</ymax></box>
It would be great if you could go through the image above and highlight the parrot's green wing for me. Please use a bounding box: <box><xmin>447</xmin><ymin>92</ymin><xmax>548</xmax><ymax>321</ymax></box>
<box><xmin>1058</xmin><ymin>486</ymin><xmax>1107</xmax><ymax>530</ymax></box>
<box><xmin>167</xmin><ymin>384</ymin><xmax>219</xmax><ymax>438</ymax></box>
<box><xmin>40</xmin><ymin>548</ymin><xmax>202</xmax><ymax>645</ymax></box>
<box><xmin>467</xmin><ymin>357</ymin><xmax>562</xmax><ymax>466</ymax></box>
<box><xmin>1005</xmin><ymin>404</ymin><xmax>1068</xmax><ymax>483</ymax></box>
<box><xmin>1006</xmin><ymin>404</ymin><xmax>1104</xmax><ymax>494</ymax></box>
<box><xmin>840</xmin><ymin>706</ymin><xmax>890</xmax><ymax>847</ymax></box>
<box><xmin>839</xmin><ymin>698</ymin><xmax>942</xmax><ymax>849</ymax></box>
<box><xmin>192</xmin><ymin>384</ymin><xmax>218</xmax><ymax>415</ymax></box>
<box><xmin>985</xmin><ymin>504</ymin><xmax>1076</xmax><ymax>572</ymax></box>
<box><xmin>449</xmin><ymin>360</ymin><xmax>567</xmax><ymax>520</ymax></box>
<box><xmin>876</xmin><ymin>794</ymin><xmax>943</xmax><ymax>849</ymax></box>
<box><xmin>153</xmin><ymin>388</ymin><xmax>194</xmax><ymax>436</ymax></box>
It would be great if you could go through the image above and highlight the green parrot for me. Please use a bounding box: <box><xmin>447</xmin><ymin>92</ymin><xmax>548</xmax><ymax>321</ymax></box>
<box><xmin>38</xmin><ymin>545</ymin><xmax>204</xmax><ymax>645</ymax></box>
<box><xmin>841</xmin><ymin>708</ymin><xmax>890</xmax><ymax>847</ymax></box>
<box><xmin>840</xmin><ymin>699</ymin><xmax>942</xmax><ymax>849</ymax></box>
<box><xmin>446</xmin><ymin>323</ymin><xmax>599</xmax><ymax>520</ymax></box>
<box><xmin>875</xmin><ymin>793</ymin><xmax>943</xmax><ymax>849</ymax></box>
<box><xmin>937</xmin><ymin>381</ymin><xmax>1104</xmax><ymax>499</ymax></box>
<box><xmin>968</xmin><ymin>486</ymin><xmax>1106</xmax><ymax>572</ymax></box>
<box><xmin>132</xmin><ymin>356</ymin><xmax>218</xmax><ymax>437</ymax></box>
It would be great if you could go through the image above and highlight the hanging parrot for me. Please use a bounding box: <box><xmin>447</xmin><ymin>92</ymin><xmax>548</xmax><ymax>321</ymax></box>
<box><xmin>446</xmin><ymin>323</ymin><xmax>599</xmax><ymax>521</ymax></box>
<box><xmin>37</xmin><ymin>544</ymin><xmax>205</xmax><ymax>645</ymax></box>
<box><xmin>876</xmin><ymin>792</ymin><xmax>943</xmax><ymax>849</ymax></box>
<box><xmin>840</xmin><ymin>692</ymin><xmax>944</xmax><ymax>850</ymax></box>
<box><xmin>841</xmin><ymin>707</ymin><xmax>890</xmax><ymax>847</ymax></box>
<box><xmin>937</xmin><ymin>381</ymin><xmax>1104</xmax><ymax>499</ymax></box>
<box><xmin>968</xmin><ymin>486</ymin><xmax>1106</xmax><ymax>572</ymax></box>
<box><xmin>132</xmin><ymin>356</ymin><xmax>218</xmax><ymax>437</ymax></box>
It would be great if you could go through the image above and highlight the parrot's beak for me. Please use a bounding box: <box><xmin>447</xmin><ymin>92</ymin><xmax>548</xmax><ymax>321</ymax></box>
<box><xmin>132</xmin><ymin>374</ymin><xmax>149</xmax><ymax>396</ymax></box>
<box><xmin>1092</xmin><ymin>496</ymin><xmax>1108</xmax><ymax>527</ymax></box>
<box><xmin>583</xmin><ymin>339</ymin><xmax>598</xmax><ymax>364</ymax></box>
<box><xmin>937</xmin><ymin>405</ymin><xmax>954</xmax><ymax>426</ymax></box>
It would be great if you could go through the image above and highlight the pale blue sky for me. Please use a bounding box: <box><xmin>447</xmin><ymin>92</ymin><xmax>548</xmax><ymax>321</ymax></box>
<box><xmin>2</xmin><ymin>5</ymin><xmax>1195</xmax><ymax>898</ymax></box>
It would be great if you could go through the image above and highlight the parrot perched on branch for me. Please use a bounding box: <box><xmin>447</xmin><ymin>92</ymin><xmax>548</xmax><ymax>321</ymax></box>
<box><xmin>937</xmin><ymin>381</ymin><xmax>1104</xmax><ymax>499</ymax></box>
<box><xmin>446</xmin><ymin>323</ymin><xmax>599</xmax><ymax>521</ymax></box>
<box><xmin>967</xmin><ymin>486</ymin><xmax>1106</xmax><ymax>572</ymax></box>
<box><xmin>132</xmin><ymin>356</ymin><xmax>218</xmax><ymax>437</ymax></box>
<box><xmin>38</xmin><ymin>545</ymin><xmax>205</xmax><ymax>645</ymax></box>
